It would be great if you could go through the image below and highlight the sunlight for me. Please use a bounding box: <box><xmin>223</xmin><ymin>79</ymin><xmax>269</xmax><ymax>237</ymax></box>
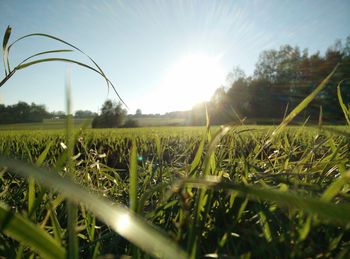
<box><xmin>150</xmin><ymin>53</ymin><xmax>225</xmax><ymax>112</ymax></box>
<box><xmin>115</xmin><ymin>213</ymin><xmax>131</xmax><ymax>234</ymax></box>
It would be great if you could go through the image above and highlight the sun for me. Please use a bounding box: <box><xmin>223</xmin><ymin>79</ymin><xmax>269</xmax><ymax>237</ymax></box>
<box><xmin>149</xmin><ymin>53</ymin><xmax>225</xmax><ymax>113</ymax></box>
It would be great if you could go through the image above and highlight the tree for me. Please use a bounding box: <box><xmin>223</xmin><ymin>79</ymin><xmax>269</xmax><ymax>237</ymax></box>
<box><xmin>135</xmin><ymin>109</ymin><xmax>142</xmax><ymax>117</ymax></box>
<box><xmin>226</xmin><ymin>66</ymin><xmax>246</xmax><ymax>86</ymax></box>
<box><xmin>0</xmin><ymin>101</ymin><xmax>50</xmax><ymax>124</ymax></box>
<box><xmin>75</xmin><ymin>110</ymin><xmax>97</xmax><ymax>118</ymax></box>
<box><xmin>92</xmin><ymin>100</ymin><xmax>126</xmax><ymax>128</ymax></box>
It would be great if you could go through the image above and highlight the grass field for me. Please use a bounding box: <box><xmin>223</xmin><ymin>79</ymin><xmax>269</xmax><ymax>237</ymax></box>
<box><xmin>0</xmin><ymin>124</ymin><xmax>350</xmax><ymax>258</ymax></box>
<box><xmin>0</xmin><ymin>119</ymin><xmax>92</xmax><ymax>130</ymax></box>
<box><xmin>0</xmin><ymin>117</ymin><xmax>187</xmax><ymax>130</ymax></box>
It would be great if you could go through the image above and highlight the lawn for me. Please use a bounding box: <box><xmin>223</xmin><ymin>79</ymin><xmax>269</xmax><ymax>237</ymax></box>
<box><xmin>0</xmin><ymin>125</ymin><xmax>349</xmax><ymax>258</ymax></box>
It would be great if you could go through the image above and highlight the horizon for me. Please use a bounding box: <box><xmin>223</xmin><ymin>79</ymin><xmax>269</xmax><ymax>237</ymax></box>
<box><xmin>1</xmin><ymin>0</ymin><xmax>350</xmax><ymax>114</ymax></box>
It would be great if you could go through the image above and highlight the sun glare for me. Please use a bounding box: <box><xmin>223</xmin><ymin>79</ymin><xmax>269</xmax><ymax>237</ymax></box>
<box><xmin>149</xmin><ymin>53</ymin><xmax>225</xmax><ymax>113</ymax></box>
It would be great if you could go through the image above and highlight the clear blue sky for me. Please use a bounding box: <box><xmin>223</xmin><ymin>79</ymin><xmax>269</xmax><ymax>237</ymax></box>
<box><xmin>1</xmin><ymin>0</ymin><xmax>349</xmax><ymax>114</ymax></box>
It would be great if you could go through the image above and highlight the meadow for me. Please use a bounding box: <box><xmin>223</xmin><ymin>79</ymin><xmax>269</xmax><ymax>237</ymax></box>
<box><xmin>0</xmin><ymin>117</ymin><xmax>187</xmax><ymax>131</ymax></box>
<box><xmin>0</xmin><ymin>124</ymin><xmax>350</xmax><ymax>258</ymax></box>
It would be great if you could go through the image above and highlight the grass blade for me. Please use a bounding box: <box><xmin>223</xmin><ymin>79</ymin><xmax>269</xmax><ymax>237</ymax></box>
<box><xmin>2</xmin><ymin>25</ymin><xmax>11</xmax><ymax>75</ymax></box>
<box><xmin>189</xmin><ymin>130</ymin><xmax>206</xmax><ymax>175</ymax></box>
<box><xmin>14</xmin><ymin>57</ymin><xmax>126</xmax><ymax>107</ymax></box>
<box><xmin>0</xmin><ymin>202</ymin><xmax>65</xmax><ymax>259</ymax></box>
<box><xmin>272</xmin><ymin>64</ymin><xmax>339</xmax><ymax>137</ymax></box>
<box><xmin>65</xmin><ymin>70</ymin><xmax>78</xmax><ymax>259</ymax></box>
<box><xmin>129</xmin><ymin>139</ymin><xmax>138</xmax><ymax>212</ymax></box>
<box><xmin>337</xmin><ymin>79</ymin><xmax>350</xmax><ymax>126</ymax></box>
<box><xmin>18</xmin><ymin>49</ymin><xmax>74</xmax><ymax>67</ymax></box>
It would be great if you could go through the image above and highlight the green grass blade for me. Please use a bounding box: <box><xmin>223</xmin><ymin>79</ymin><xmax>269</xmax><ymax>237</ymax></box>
<box><xmin>18</xmin><ymin>49</ymin><xmax>74</xmax><ymax>67</ymax></box>
<box><xmin>337</xmin><ymin>79</ymin><xmax>350</xmax><ymax>126</ymax></box>
<box><xmin>202</xmin><ymin>126</ymin><xmax>230</xmax><ymax>176</ymax></box>
<box><xmin>0</xmin><ymin>69</ymin><xmax>15</xmax><ymax>87</ymax></box>
<box><xmin>299</xmin><ymin>215</ymin><xmax>312</xmax><ymax>241</ymax></box>
<box><xmin>17</xmin><ymin>57</ymin><xmax>103</xmax><ymax>74</ymax></box>
<box><xmin>2</xmin><ymin>26</ymin><xmax>11</xmax><ymax>52</ymax></box>
<box><xmin>0</xmin><ymin>202</ymin><xmax>65</xmax><ymax>259</ymax></box>
<box><xmin>0</xmin><ymin>156</ymin><xmax>188</xmax><ymax>259</ymax></box>
<box><xmin>28</xmin><ymin>176</ymin><xmax>35</xmax><ymax>218</ymax></box>
<box><xmin>272</xmin><ymin>64</ymin><xmax>339</xmax><ymax>137</ymax></box>
<box><xmin>129</xmin><ymin>139</ymin><xmax>138</xmax><ymax>212</ymax></box>
<box><xmin>189</xmin><ymin>131</ymin><xmax>206</xmax><ymax>175</ymax></box>
<box><xmin>258</xmin><ymin>211</ymin><xmax>272</xmax><ymax>242</ymax></box>
<box><xmin>318</xmin><ymin>105</ymin><xmax>323</xmax><ymax>131</ymax></box>
<box><xmin>321</xmin><ymin>171</ymin><xmax>350</xmax><ymax>202</ymax></box>
<box><xmin>15</xmin><ymin>57</ymin><xmax>127</xmax><ymax>107</ymax></box>
<box><xmin>67</xmin><ymin>202</ymin><xmax>78</xmax><ymax>259</ymax></box>
<box><xmin>65</xmin><ymin>70</ymin><xmax>78</xmax><ymax>259</ymax></box>
<box><xmin>2</xmin><ymin>25</ymin><xmax>11</xmax><ymax>75</ymax></box>
<box><xmin>35</xmin><ymin>141</ymin><xmax>53</xmax><ymax>167</ymax></box>
<box><xmin>27</xmin><ymin>139</ymin><xmax>54</xmax><ymax>220</ymax></box>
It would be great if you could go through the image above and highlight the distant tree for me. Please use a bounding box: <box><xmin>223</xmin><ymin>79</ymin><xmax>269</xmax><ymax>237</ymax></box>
<box><xmin>135</xmin><ymin>109</ymin><xmax>142</xmax><ymax>117</ymax></box>
<box><xmin>92</xmin><ymin>100</ymin><xmax>126</xmax><ymax>128</ymax></box>
<box><xmin>226</xmin><ymin>66</ymin><xmax>246</xmax><ymax>86</ymax></box>
<box><xmin>28</xmin><ymin>103</ymin><xmax>50</xmax><ymax>122</ymax></box>
<box><xmin>0</xmin><ymin>101</ymin><xmax>50</xmax><ymax>124</ymax></box>
<box><xmin>75</xmin><ymin>110</ymin><xmax>97</xmax><ymax>118</ymax></box>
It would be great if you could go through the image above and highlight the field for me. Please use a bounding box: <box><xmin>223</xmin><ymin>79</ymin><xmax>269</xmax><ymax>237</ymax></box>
<box><xmin>0</xmin><ymin>125</ymin><xmax>350</xmax><ymax>258</ymax></box>
<box><xmin>0</xmin><ymin>117</ymin><xmax>186</xmax><ymax>130</ymax></box>
<box><xmin>0</xmin><ymin>119</ymin><xmax>91</xmax><ymax>131</ymax></box>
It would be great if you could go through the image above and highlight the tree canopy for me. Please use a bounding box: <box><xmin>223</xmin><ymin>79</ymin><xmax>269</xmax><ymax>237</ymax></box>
<box><xmin>0</xmin><ymin>102</ymin><xmax>51</xmax><ymax>124</ymax></box>
<box><xmin>92</xmin><ymin>100</ymin><xmax>127</xmax><ymax>128</ymax></box>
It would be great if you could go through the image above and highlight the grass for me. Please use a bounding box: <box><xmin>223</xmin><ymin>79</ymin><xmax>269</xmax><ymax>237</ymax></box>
<box><xmin>1</xmin><ymin>125</ymin><xmax>350</xmax><ymax>258</ymax></box>
<box><xmin>0</xmin><ymin>117</ymin><xmax>188</xmax><ymax>130</ymax></box>
<box><xmin>0</xmin><ymin>119</ymin><xmax>92</xmax><ymax>130</ymax></box>
<box><xmin>132</xmin><ymin>117</ymin><xmax>187</xmax><ymax>127</ymax></box>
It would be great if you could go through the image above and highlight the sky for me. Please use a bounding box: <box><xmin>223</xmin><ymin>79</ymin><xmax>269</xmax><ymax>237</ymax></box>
<box><xmin>0</xmin><ymin>0</ymin><xmax>349</xmax><ymax>114</ymax></box>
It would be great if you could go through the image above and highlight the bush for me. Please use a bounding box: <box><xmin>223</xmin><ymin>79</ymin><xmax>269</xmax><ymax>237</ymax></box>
<box><xmin>92</xmin><ymin>100</ymin><xmax>126</xmax><ymax>128</ymax></box>
<box><xmin>123</xmin><ymin>119</ymin><xmax>139</xmax><ymax>128</ymax></box>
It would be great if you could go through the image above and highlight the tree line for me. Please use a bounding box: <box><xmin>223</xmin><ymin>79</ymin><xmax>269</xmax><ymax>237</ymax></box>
<box><xmin>190</xmin><ymin>36</ymin><xmax>350</xmax><ymax>125</ymax></box>
<box><xmin>0</xmin><ymin>102</ymin><xmax>97</xmax><ymax>124</ymax></box>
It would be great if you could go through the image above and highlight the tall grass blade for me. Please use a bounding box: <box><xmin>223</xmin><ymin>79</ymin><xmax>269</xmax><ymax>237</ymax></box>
<box><xmin>18</xmin><ymin>49</ymin><xmax>74</xmax><ymax>66</ymax></box>
<box><xmin>337</xmin><ymin>79</ymin><xmax>350</xmax><ymax>126</ymax></box>
<box><xmin>129</xmin><ymin>139</ymin><xmax>138</xmax><ymax>212</ymax></box>
<box><xmin>2</xmin><ymin>25</ymin><xmax>11</xmax><ymax>75</ymax></box>
<box><xmin>0</xmin><ymin>202</ymin><xmax>65</xmax><ymax>259</ymax></box>
<box><xmin>65</xmin><ymin>69</ymin><xmax>78</xmax><ymax>259</ymax></box>
<box><xmin>189</xmin><ymin>130</ymin><xmax>206</xmax><ymax>175</ymax></box>
<box><xmin>318</xmin><ymin>105</ymin><xmax>323</xmax><ymax>131</ymax></box>
<box><xmin>272</xmin><ymin>64</ymin><xmax>339</xmax><ymax>137</ymax></box>
<box><xmin>13</xmin><ymin>57</ymin><xmax>126</xmax><ymax>107</ymax></box>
